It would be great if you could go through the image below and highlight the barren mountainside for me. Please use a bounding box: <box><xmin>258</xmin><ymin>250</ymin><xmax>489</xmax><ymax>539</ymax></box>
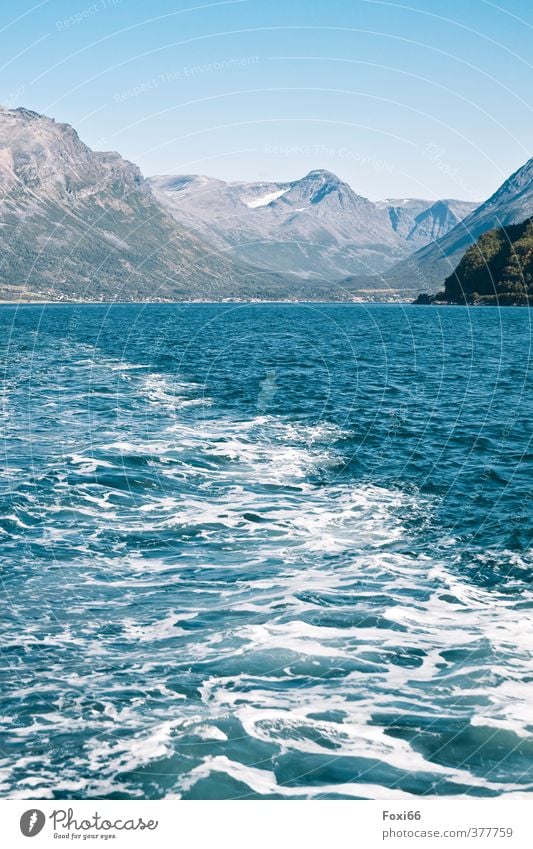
<box><xmin>150</xmin><ymin>170</ymin><xmax>477</xmax><ymax>282</ymax></box>
<box><xmin>0</xmin><ymin>106</ymin><xmax>273</xmax><ymax>301</ymax></box>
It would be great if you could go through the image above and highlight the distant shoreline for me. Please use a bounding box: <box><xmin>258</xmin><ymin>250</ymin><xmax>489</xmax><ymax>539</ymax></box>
<box><xmin>0</xmin><ymin>299</ymin><xmax>526</xmax><ymax>307</ymax></box>
<box><xmin>0</xmin><ymin>298</ymin><xmax>414</xmax><ymax>306</ymax></box>
<box><xmin>0</xmin><ymin>298</ymin><xmax>413</xmax><ymax>307</ymax></box>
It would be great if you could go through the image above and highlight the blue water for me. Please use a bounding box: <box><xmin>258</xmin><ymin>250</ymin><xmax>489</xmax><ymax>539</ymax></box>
<box><xmin>0</xmin><ymin>302</ymin><xmax>532</xmax><ymax>800</ymax></box>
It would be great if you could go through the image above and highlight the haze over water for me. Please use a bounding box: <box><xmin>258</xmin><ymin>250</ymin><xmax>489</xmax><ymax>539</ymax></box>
<box><xmin>1</xmin><ymin>303</ymin><xmax>532</xmax><ymax>799</ymax></box>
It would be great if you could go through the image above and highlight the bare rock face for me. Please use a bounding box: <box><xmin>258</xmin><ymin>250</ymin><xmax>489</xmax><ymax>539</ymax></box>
<box><xmin>0</xmin><ymin>106</ymin><xmax>257</xmax><ymax>301</ymax></box>
<box><xmin>0</xmin><ymin>107</ymin><xmax>140</xmax><ymax>198</ymax></box>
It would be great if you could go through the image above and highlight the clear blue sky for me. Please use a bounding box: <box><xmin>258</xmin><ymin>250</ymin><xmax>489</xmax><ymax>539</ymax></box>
<box><xmin>2</xmin><ymin>0</ymin><xmax>532</xmax><ymax>200</ymax></box>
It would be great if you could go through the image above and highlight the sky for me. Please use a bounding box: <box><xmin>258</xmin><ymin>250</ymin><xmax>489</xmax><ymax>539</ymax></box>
<box><xmin>1</xmin><ymin>0</ymin><xmax>533</xmax><ymax>201</ymax></box>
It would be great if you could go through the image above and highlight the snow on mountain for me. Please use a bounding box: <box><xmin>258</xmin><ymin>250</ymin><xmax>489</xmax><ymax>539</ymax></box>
<box><xmin>150</xmin><ymin>170</ymin><xmax>475</xmax><ymax>281</ymax></box>
<box><xmin>245</xmin><ymin>189</ymin><xmax>289</xmax><ymax>208</ymax></box>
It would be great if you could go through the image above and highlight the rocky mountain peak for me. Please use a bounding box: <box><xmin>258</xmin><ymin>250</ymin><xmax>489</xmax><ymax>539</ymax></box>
<box><xmin>300</xmin><ymin>168</ymin><xmax>343</xmax><ymax>184</ymax></box>
<box><xmin>0</xmin><ymin>105</ymin><xmax>144</xmax><ymax>202</ymax></box>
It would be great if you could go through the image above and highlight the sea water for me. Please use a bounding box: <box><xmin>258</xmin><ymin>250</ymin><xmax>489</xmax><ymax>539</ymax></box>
<box><xmin>0</xmin><ymin>302</ymin><xmax>532</xmax><ymax>799</ymax></box>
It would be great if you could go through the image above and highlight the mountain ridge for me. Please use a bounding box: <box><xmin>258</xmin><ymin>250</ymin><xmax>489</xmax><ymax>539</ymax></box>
<box><xmin>4</xmin><ymin>104</ymin><xmax>524</xmax><ymax>302</ymax></box>
<box><xmin>149</xmin><ymin>169</ymin><xmax>477</xmax><ymax>283</ymax></box>
<box><xmin>0</xmin><ymin>105</ymin><xmax>262</xmax><ymax>300</ymax></box>
<box><xmin>382</xmin><ymin>155</ymin><xmax>533</xmax><ymax>295</ymax></box>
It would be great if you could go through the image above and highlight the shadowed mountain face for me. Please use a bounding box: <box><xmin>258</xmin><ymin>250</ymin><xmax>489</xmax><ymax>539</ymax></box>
<box><xmin>150</xmin><ymin>170</ymin><xmax>477</xmax><ymax>283</ymax></box>
<box><xmin>0</xmin><ymin>106</ymin><xmax>277</xmax><ymax>301</ymax></box>
<box><xmin>385</xmin><ymin>156</ymin><xmax>533</xmax><ymax>295</ymax></box>
<box><xmin>378</xmin><ymin>198</ymin><xmax>478</xmax><ymax>249</ymax></box>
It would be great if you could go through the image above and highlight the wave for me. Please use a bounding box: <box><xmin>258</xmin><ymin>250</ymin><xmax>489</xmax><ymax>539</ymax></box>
<box><xmin>1</xmin><ymin>319</ymin><xmax>532</xmax><ymax>799</ymax></box>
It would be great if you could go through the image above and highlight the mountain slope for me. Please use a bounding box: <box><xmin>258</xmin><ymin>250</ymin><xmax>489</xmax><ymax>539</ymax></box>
<box><xmin>379</xmin><ymin>198</ymin><xmax>478</xmax><ymax>249</ymax></box>
<box><xmin>150</xmin><ymin>171</ymin><xmax>477</xmax><ymax>282</ymax></box>
<box><xmin>0</xmin><ymin>106</ymin><xmax>276</xmax><ymax>301</ymax></box>
<box><xmin>385</xmin><ymin>156</ymin><xmax>533</xmax><ymax>294</ymax></box>
<box><xmin>416</xmin><ymin>217</ymin><xmax>533</xmax><ymax>305</ymax></box>
<box><xmin>0</xmin><ymin>105</ymin><xmax>481</xmax><ymax>301</ymax></box>
<box><xmin>151</xmin><ymin>169</ymin><xmax>407</xmax><ymax>280</ymax></box>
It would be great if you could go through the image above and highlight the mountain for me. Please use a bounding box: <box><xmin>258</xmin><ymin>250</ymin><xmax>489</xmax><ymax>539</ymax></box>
<box><xmin>0</xmin><ymin>105</ymin><xmax>480</xmax><ymax>301</ymax></box>
<box><xmin>416</xmin><ymin>217</ymin><xmax>533</xmax><ymax>305</ymax></box>
<box><xmin>151</xmin><ymin>170</ymin><xmax>405</xmax><ymax>281</ymax></box>
<box><xmin>0</xmin><ymin>106</ymin><xmax>283</xmax><ymax>301</ymax></box>
<box><xmin>385</xmin><ymin>156</ymin><xmax>533</xmax><ymax>296</ymax></box>
<box><xmin>378</xmin><ymin>198</ymin><xmax>478</xmax><ymax>249</ymax></box>
<box><xmin>150</xmin><ymin>171</ymin><xmax>476</xmax><ymax>283</ymax></box>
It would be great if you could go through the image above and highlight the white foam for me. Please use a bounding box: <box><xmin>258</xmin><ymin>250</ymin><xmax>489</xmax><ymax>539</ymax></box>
<box><xmin>7</xmin><ymin>342</ymin><xmax>532</xmax><ymax>799</ymax></box>
<box><xmin>87</xmin><ymin>720</ymin><xmax>184</xmax><ymax>776</ymax></box>
<box><xmin>69</xmin><ymin>454</ymin><xmax>115</xmax><ymax>473</ymax></box>
<box><xmin>177</xmin><ymin>755</ymin><xmax>461</xmax><ymax>799</ymax></box>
